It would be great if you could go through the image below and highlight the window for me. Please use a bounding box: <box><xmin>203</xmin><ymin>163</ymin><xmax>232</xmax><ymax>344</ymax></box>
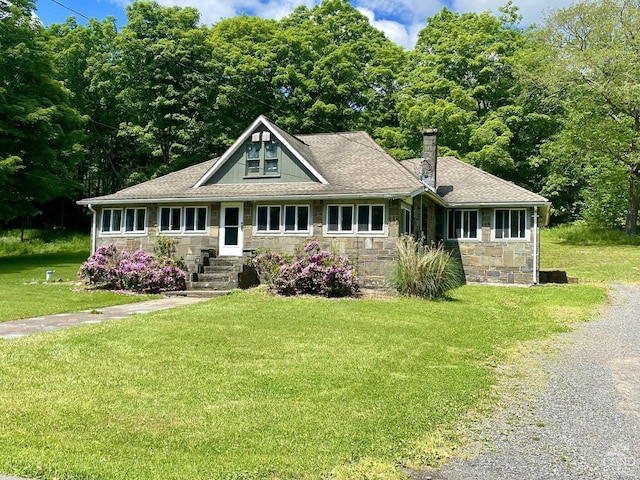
<box><xmin>101</xmin><ymin>209</ymin><xmax>122</xmax><ymax>233</ymax></box>
<box><xmin>448</xmin><ymin>210</ymin><xmax>479</xmax><ymax>240</ymax></box>
<box><xmin>285</xmin><ymin>205</ymin><xmax>310</xmax><ymax>232</ymax></box>
<box><xmin>245</xmin><ymin>140</ymin><xmax>279</xmax><ymax>176</ymax></box>
<box><xmin>101</xmin><ymin>208</ymin><xmax>146</xmax><ymax>234</ymax></box>
<box><xmin>327</xmin><ymin>205</ymin><xmax>354</xmax><ymax>232</ymax></box>
<box><xmin>400</xmin><ymin>207</ymin><xmax>411</xmax><ymax>235</ymax></box>
<box><xmin>185</xmin><ymin>207</ymin><xmax>207</xmax><ymax>232</ymax></box>
<box><xmin>159</xmin><ymin>206</ymin><xmax>208</xmax><ymax>233</ymax></box>
<box><xmin>357</xmin><ymin>205</ymin><xmax>384</xmax><ymax>233</ymax></box>
<box><xmin>495</xmin><ymin>209</ymin><xmax>527</xmax><ymax>239</ymax></box>
<box><xmin>256</xmin><ymin>206</ymin><xmax>281</xmax><ymax>232</ymax></box>
<box><xmin>124</xmin><ymin>208</ymin><xmax>146</xmax><ymax>232</ymax></box>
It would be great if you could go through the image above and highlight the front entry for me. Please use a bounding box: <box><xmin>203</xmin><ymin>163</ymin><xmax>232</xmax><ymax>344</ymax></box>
<box><xmin>219</xmin><ymin>203</ymin><xmax>244</xmax><ymax>256</ymax></box>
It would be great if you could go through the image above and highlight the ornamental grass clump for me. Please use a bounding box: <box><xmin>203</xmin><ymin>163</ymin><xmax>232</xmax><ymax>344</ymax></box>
<box><xmin>392</xmin><ymin>236</ymin><xmax>463</xmax><ymax>299</ymax></box>
<box><xmin>251</xmin><ymin>240</ymin><xmax>359</xmax><ymax>297</ymax></box>
<box><xmin>78</xmin><ymin>244</ymin><xmax>186</xmax><ymax>294</ymax></box>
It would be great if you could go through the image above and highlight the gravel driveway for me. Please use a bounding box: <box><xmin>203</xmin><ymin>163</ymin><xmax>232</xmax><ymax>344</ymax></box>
<box><xmin>413</xmin><ymin>283</ymin><xmax>640</xmax><ymax>480</ymax></box>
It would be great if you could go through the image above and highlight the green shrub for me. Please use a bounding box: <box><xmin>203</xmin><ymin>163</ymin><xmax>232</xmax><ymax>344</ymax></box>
<box><xmin>391</xmin><ymin>236</ymin><xmax>463</xmax><ymax>299</ymax></box>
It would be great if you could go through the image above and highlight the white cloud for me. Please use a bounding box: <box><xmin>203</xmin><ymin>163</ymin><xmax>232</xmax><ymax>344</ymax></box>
<box><xmin>357</xmin><ymin>7</ymin><xmax>422</xmax><ymax>50</ymax></box>
<box><xmin>138</xmin><ymin>0</ymin><xmax>578</xmax><ymax>49</ymax></box>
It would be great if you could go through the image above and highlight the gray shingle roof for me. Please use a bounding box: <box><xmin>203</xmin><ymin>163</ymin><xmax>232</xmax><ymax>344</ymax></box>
<box><xmin>79</xmin><ymin>125</ymin><xmax>424</xmax><ymax>205</ymax></box>
<box><xmin>78</xmin><ymin>117</ymin><xmax>549</xmax><ymax>210</ymax></box>
<box><xmin>401</xmin><ymin>156</ymin><xmax>549</xmax><ymax>206</ymax></box>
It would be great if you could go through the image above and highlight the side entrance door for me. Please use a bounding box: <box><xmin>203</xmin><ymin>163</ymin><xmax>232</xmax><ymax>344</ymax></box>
<box><xmin>219</xmin><ymin>203</ymin><xmax>244</xmax><ymax>256</ymax></box>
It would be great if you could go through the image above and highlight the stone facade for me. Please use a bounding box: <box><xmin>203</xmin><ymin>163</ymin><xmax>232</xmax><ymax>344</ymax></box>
<box><xmin>94</xmin><ymin>200</ymin><xmax>406</xmax><ymax>289</ymax></box>
<box><xmin>92</xmin><ymin>201</ymin><xmax>540</xmax><ymax>289</ymax></box>
<box><xmin>446</xmin><ymin>208</ymin><xmax>539</xmax><ymax>285</ymax></box>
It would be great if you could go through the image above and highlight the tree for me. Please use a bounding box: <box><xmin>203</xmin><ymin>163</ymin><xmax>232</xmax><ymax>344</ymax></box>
<box><xmin>535</xmin><ymin>0</ymin><xmax>640</xmax><ymax>234</ymax></box>
<box><xmin>0</xmin><ymin>0</ymin><xmax>83</xmax><ymax>225</ymax></box>
<box><xmin>390</xmin><ymin>4</ymin><xmax>560</xmax><ymax>188</ymax></box>
<box><xmin>271</xmin><ymin>0</ymin><xmax>406</xmax><ymax>134</ymax></box>
<box><xmin>49</xmin><ymin>17</ymin><xmax>124</xmax><ymax>197</ymax></box>
<box><xmin>114</xmin><ymin>1</ymin><xmax>214</xmax><ymax>183</ymax></box>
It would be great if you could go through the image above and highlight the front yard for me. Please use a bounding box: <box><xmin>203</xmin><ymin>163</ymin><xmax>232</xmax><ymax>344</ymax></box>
<box><xmin>0</xmin><ymin>285</ymin><xmax>605</xmax><ymax>479</ymax></box>
<box><xmin>0</xmin><ymin>240</ymin><xmax>156</xmax><ymax>322</ymax></box>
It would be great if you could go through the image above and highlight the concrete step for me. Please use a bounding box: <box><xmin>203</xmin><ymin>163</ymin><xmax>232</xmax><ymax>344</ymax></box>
<box><xmin>165</xmin><ymin>290</ymin><xmax>230</xmax><ymax>298</ymax></box>
<box><xmin>188</xmin><ymin>281</ymin><xmax>237</xmax><ymax>291</ymax></box>
<box><xmin>196</xmin><ymin>272</ymin><xmax>238</xmax><ymax>282</ymax></box>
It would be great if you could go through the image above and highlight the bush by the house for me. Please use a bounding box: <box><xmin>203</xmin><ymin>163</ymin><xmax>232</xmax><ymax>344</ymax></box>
<box><xmin>391</xmin><ymin>236</ymin><xmax>463</xmax><ymax>299</ymax></box>
<box><xmin>250</xmin><ymin>240</ymin><xmax>359</xmax><ymax>297</ymax></box>
<box><xmin>78</xmin><ymin>244</ymin><xmax>186</xmax><ymax>293</ymax></box>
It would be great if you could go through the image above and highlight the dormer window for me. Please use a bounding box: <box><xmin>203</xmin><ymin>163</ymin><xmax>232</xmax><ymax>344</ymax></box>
<box><xmin>245</xmin><ymin>134</ymin><xmax>280</xmax><ymax>177</ymax></box>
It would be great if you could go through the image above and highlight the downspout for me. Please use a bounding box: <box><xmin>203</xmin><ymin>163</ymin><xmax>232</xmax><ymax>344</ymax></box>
<box><xmin>87</xmin><ymin>204</ymin><xmax>97</xmax><ymax>255</ymax></box>
<box><xmin>532</xmin><ymin>205</ymin><xmax>538</xmax><ymax>285</ymax></box>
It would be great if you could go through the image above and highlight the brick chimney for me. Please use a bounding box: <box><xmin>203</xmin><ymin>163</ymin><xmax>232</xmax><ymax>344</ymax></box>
<box><xmin>421</xmin><ymin>129</ymin><xmax>438</xmax><ymax>189</ymax></box>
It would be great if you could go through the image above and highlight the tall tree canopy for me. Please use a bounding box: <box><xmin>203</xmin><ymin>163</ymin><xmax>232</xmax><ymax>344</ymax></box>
<box><xmin>0</xmin><ymin>0</ymin><xmax>83</xmax><ymax>223</ymax></box>
<box><xmin>534</xmin><ymin>0</ymin><xmax>640</xmax><ymax>234</ymax></box>
<box><xmin>386</xmin><ymin>4</ymin><xmax>560</xmax><ymax>189</ymax></box>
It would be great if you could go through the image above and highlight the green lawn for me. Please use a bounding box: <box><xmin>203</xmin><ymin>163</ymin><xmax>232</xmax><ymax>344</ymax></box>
<box><xmin>541</xmin><ymin>224</ymin><xmax>640</xmax><ymax>283</ymax></box>
<box><xmin>0</xmin><ymin>247</ymin><xmax>155</xmax><ymax>322</ymax></box>
<box><xmin>0</xmin><ymin>285</ymin><xmax>606</xmax><ymax>480</ymax></box>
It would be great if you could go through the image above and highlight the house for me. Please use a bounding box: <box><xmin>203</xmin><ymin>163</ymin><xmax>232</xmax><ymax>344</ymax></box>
<box><xmin>78</xmin><ymin>116</ymin><xmax>550</xmax><ymax>289</ymax></box>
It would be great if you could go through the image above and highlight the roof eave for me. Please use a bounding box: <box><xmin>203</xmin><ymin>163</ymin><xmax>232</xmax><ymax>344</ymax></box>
<box><xmin>77</xmin><ymin>191</ymin><xmax>420</xmax><ymax>206</ymax></box>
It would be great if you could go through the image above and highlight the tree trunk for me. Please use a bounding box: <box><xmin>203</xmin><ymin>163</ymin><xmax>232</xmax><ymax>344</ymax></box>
<box><xmin>626</xmin><ymin>174</ymin><xmax>640</xmax><ymax>236</ymax></box>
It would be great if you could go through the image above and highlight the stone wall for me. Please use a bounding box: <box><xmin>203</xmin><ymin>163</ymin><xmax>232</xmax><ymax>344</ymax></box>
<box><xmin>446</xmin><ymin>208</ymin><xmax>538</xmax><ymax>285</ymax></box>
<box><xmin>246</xmin><ymin>200</ymin><xmax>402</xmax><ymax>288</ymax></box>
<box><xmin>94</xmin><ymin>201</ymin><xmax>405</xmax><ymax>289</ymax></box>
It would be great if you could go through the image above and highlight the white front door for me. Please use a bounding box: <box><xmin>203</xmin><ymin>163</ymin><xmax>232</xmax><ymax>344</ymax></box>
<box><xmin>219</xmin><ymin>203</ymin><xmax>244</xmax><ymax>256</ymax></box>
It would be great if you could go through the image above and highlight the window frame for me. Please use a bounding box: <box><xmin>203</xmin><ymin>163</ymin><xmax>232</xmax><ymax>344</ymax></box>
<box><xmin>447</xmin><ymin>209</ymin><xmax>480</xmax><ymax>241</ymax></box>
<box><xmin>324</xmin><ymin>203</ymin><xmax>388</xmax><ymax>236</ymax></box>
<box><xmin>284</xmin><ymin>205</ymin><xmax>311</xmax><ymax>233</ymax></box>
<box><xmin>158</xmin><ymin>206</ymin><xmax>209</xmax><ymax>234</ymax></box>
<box><xmin>244</xmin><ymin>140</ymin><xmax>280</xmax><ymax>178</ymax></box>
<box><xmin>101</xmin><ymin>207</ymin><xmax>147</xmax><ymax>235</ymax></box>
<box><xmin>256</xmin><ymin>205</ymin><xmax>282</xmax><ymax>233</ymax></box>
<box><xmin>326</xmin><ymin>204</ymin><xmax>354</xmax><ymax>234</ymax></box>
<box><xmin>357</xmin><ymin>204</ymin><xmax>385</xmax><ymax>233</ymax></box>
<box><xmin>254</xmin><ymin>204</ymin><xmax>311</xmax><ymax>235</ymax></box>
<box><xmin>493</xmin><ymin>208</ymin><xmax>528</xmax><ymax>240</ymax></box>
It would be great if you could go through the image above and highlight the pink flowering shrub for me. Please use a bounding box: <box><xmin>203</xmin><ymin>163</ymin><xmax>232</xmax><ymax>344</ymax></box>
<box><xmin>250</xmin><ymin>240</ymin><xmax>358</xmax><ymax>297</ymax></box>
<box><xmin>78</xmin><ymin>244</ymin><xmax>186</xmax><ymax>293</ymax></box>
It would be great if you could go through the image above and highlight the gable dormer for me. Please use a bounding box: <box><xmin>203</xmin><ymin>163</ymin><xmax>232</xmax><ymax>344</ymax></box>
<box><xmin>194</xmin><ymin>116</ymin><xmax>327</xmax><ymax>187</ymax></box>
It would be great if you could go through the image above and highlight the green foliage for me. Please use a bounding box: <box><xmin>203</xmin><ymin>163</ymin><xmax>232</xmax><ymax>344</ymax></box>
<box><xmin>153</xmin><ymin>234</ymin><xmax>179</xmax><ymax>259</ymax></box>
<box><xmin>0</xmin><ymin>229</ymin><xmax>88</xmax><ymax>256</ymax></box>
<box><xmin>0</xmin><ymin>285</ymin><xmax>606</xmax><ymax>478</ymax></box>
<box><xmin>390</xmin><ymin>4</ymin><xmax>560</xmax><ymax>189</ymax></box>
<box><xmin>0</xmin><ymin>0</ymin><xmax>84</xmax><ymax>222</ymax></box>
<box><xmin>534</xmin><ymin>0</ymin><xmax>640</xmax><ymax>234</ymax></box>
<box><xmin>391</xmin><ymin>236</ymin><xmax>464</xmax><ymax>299</ymax></box>
<box><xmin>541</xmin><ymin>224</ymin><xmax>640</xmax><ymax>283</ymax></box>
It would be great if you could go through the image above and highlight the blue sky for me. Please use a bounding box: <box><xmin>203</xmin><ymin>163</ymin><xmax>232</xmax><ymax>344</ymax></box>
<box><xmin>34</xmin><ymin>0</ymin><xmax>573</xmax><ymax>49</ymax></box>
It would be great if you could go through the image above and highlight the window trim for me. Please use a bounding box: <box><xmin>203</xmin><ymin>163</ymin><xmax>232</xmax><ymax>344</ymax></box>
<box><xmin>357</xmin><ymin>204</ymin><xmax>386</xmax><ymax>233</ymax></box>
<box><xmin>158</xmin><ymin>206</ymin><xmax>209</xmax><ymax>235</ymax></box>
<box><xmin>244</xmin><ymin>140</ymin><xmax>280</xmax><ymax>178</ymax></box>
<box><xmin>492</xmin><ymin>208</ymin><xmax>528</xmax><ymax>241</ymax></box>
<box><xmin>284</xmin><ymin>205</ymin><xmax>311</xmax><ymax>233</ymax></box>
<box><xmin>326</xmin><ymin>204</ymin><xmax>354</xmax><ymax>234</ymax></box>
<box><xmin>447</xmin><ymin>209</ymin><xmax>480</xmax><ymax>241</ymax></box>
<box><xmin>256</xmin><ymin>205</ymin><xmax>282</xmax><ymax>233</ymax></box>
<box><xmin>100</xmin><ymin>207</ymin><xmax>147</xmax><ymax>235</ymax></box>
<box><xmin>254</xmin><ymin>204</ymin><xmax>311</xmax><ymax>235</ymax></box>
<box><xmin>324</xmin><ymin>203</ymin><xmax>388</xmax><ymax>237</ymax></box>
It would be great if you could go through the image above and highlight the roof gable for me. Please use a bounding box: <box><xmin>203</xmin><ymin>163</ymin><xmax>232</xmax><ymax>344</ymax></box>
<box><xmin>194</xmin><ymin>115</ymin><xmax>328</xmax><ymax>187</ymax></box>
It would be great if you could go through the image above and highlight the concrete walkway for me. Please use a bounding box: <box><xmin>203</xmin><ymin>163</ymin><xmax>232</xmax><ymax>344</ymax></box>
<box><xmin>0</xmin><ymin>296</ymin><xmax>211</xmax><ymax>339</ymax></box>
